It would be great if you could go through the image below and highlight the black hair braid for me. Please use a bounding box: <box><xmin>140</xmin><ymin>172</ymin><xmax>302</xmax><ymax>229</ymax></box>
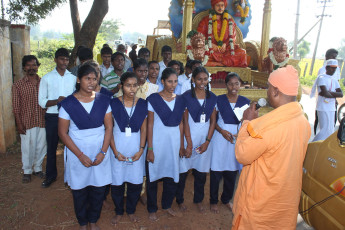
<box><xmin>206</xmin><ymin>82</ymin><xmax>210</xmax><ymax>98</ymax></box>
<box><xmin>191</xmin><ymin>79</ymin><xmax>196</xmax><ymax>98</ymax></box>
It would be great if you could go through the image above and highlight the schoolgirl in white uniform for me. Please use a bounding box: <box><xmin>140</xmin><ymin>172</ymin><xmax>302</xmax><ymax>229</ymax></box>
<box><xmin>177</xmin><ymin>66</ymin><xmax>217</xmax><ymax>213</ymax></box>
<box><xmin>58</xmin><ymin>64</ymin><xmax>113</xmax><ymax>230</ymax></box>
<box><xmin>146</xmin><ymin>67</ymin><xmax>185</xmax><ymax>221</ymax></box>
<box><xmin>109</xmin><ymin>72</ymin><xmax>147</xmax><ymax>224</ymax></box>
<box><xmin>210</xmin><ymin>72</ymin><xmax>250</xmax><ymax>213</ymax></box>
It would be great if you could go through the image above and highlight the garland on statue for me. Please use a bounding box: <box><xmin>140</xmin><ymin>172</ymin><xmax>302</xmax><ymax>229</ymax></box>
<box><xmin>208</xmin><ymin>9</ymin><xmax>234</xmax><ymax>55</ymax></box>
<box><xmin>186</xmin><ymin>30</ymin><xmax>209</xmax><ymax>66</ymax></box>
<box><xmin>267</xmin><ymin>40</ymin><xmax>290</xmax><ymax>68</ymax></box>
<box><xmin>236</xmin><ymin>4</ymin><xmax>249</xmax><ymax>24</ymax></box>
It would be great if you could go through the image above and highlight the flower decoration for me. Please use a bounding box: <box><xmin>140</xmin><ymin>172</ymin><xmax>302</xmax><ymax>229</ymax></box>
<box><xmin>268</xmin><ymin>39</ymin><xmax>290</xmax><ymax>68</ymax></box>
<box><xmin>208</xmin><ymin>9</ymin><xmax>234</xmax><ymax>55</ymax></box>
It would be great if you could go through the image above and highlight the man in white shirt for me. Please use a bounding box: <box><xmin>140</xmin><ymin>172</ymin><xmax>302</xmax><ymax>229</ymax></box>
<box><xmin>311</xmin><ymin>49</ymin><xmax>340</xmax><ymax>134</ymax></box>
<box><xmin>100</xmin><ymin>46</ymin><xmax>113</xmax><ymax>78</ymax></box>
<box><xmin>38</xmin><ymin>48</ymin><xmax>77</xmax><ymax>188</ymax></box>
<box><xmin>158</xmin><ymin>45</ymin><xmax>172</xmax><ymax>82</ymax></box>
<box><xmin>313</xmin><ymin>59</ymin><xmax>343</xmax><ymax>142</ymax></box>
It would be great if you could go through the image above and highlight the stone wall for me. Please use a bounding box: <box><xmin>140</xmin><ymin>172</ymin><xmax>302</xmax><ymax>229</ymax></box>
<box><xmin>10</xmin><ymin>24</ymin><xmax>31</xmax><ymax>82</ymax></box>
<box><xmin>0</xmin><ymin>20</ymin><xmax>16</xmax><ymax>154</ymax></box>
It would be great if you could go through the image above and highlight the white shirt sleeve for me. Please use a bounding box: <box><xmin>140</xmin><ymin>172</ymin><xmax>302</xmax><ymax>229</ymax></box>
<box><xmin>334</xmin><ymin>79</ymin><xmax>341</xmax><ymax>89</ymax></box>
<box><xmin>38</xmin><ymin>75</ymin><xmax>48</xmax><ymax>109</ymax></box>
<box><xmin>58</xmin><ymin>107</ymin><xmax>70</xmax><ymax>120</ymax></box>
<box><xmin>148</xmin><ymin>102</ymin><xmax>154</xmax><ymax>112</ymax></box>
<box><xmin>106</xmin><ymin>105</ymin><xmax>112</xmax><ymax>114</ymax></box>
<box><xmin>317</xmin><ymin>77</ymin><xmax>327</xmax><ymax>87</ymax></box>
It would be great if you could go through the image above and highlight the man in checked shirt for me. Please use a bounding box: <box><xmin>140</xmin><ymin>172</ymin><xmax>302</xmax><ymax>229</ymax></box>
<box><xmin>12</xmin><ymin>55</ymin><xmax>47</xmax><ymax>183</ymax></box>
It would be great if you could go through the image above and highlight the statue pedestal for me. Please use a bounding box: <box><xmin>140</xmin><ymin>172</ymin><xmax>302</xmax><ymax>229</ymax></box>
<box><xmin>205</xmin><ymin>67</ymin><xmax>252</xmax><ymax>83</ymax></box>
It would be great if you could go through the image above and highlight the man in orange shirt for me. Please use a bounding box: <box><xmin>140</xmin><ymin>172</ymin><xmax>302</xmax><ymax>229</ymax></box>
<box><xmin>232</xmin><ymin>65</ymin><xmax>311</xmax><ymax>229</ymax></box>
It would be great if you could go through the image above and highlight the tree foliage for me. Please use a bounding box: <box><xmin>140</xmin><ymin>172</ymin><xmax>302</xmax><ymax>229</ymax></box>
<box><xmin>297</xmin><ymin>40</ymin><xmax>311</xmax><ymax>59</ymax></box>
<box><xmin>6</xmin><ymin>0</ymin><xmax>66</xmax><ymax>24</ymax></box>
<box><xmin>6</xmin><ymin>0</ymin><xmax>109</xmax><ymax>68</ymax></box>
<box><xmin>98</xmin><ymin>19</ymin><xmax>122</xmax><ymax>43</ymax></box>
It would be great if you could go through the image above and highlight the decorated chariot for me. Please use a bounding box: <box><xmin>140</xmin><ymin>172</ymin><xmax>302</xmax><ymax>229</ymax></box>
<box><xmin>145</xmin><ymin>0</ymin><xmax>301</xmax><ymax>115</ymax></box>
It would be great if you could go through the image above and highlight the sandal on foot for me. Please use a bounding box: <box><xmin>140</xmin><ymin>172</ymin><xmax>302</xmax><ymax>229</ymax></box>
<box><xmin>22</xmin><ymin>174</ymin><xmax>31</xmax><ymax>183</ymax></box>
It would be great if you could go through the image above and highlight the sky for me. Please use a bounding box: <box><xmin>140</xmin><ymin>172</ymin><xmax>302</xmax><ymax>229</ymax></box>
<box><xmin>4</xmin><ymin>0</ymin><xmax>345</xmax><ymax>58</ymax></box>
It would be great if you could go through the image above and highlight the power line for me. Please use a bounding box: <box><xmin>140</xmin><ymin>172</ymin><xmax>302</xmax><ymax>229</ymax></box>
<box><xmin>309</xmin><ymin>0</ymin><xmax>333</xmax><ymax>75</ymax></box>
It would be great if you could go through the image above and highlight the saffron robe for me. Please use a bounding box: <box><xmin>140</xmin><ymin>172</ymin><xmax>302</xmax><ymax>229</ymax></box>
<box><xmin>232</xmin><ymin>102</ymin><xmax>311</xmax><ymax>230</ymax></box>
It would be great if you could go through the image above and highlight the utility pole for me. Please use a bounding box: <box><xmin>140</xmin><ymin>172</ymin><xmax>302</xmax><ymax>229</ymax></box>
<box><xmin>309</xmin><ymin>0</ymin><xmax>331</xmax><ymax>75</ymax></box>
<box><xmin>293</xmin><ymin>0</ymin><xmax>301</xmax><ymax>59</ymax></box>
<box><xmin>1</xmin><ymin>0</ymin><xmax>4</xmax><ymax>20</ymax></box>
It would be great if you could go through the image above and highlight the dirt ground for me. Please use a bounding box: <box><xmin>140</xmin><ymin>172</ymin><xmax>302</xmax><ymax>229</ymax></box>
<box><xmin>0</xmin><ymin>143</ymin><xmax>233</xmax><ymax>230</ymax></box>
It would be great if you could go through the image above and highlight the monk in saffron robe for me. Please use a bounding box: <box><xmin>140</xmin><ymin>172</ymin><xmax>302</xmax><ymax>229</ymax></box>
<box><xmin>232</xmin><ymin>65</ymin><xmax>311</xmax><ymax>229</ymax></box>
<box><xmin>197</xmin><ymin>0</ymin><xmax>247</xmax><ymax>67</ymax></box>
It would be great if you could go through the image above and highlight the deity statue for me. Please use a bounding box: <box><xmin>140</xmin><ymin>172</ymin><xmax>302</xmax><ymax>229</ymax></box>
<box><xmin>262</xmin><ymin>37</ymin><xmax>289</xmax><ymax>73</ymax></box>
<box><xmin>197</xmin><ymin>0</ymin><xmax>247</xmax><ymax>67</ymax></box>
<box><xmin>186</xmin><ymin>30</ymin><xmax>209</xmax><ymax>65</ymax></box>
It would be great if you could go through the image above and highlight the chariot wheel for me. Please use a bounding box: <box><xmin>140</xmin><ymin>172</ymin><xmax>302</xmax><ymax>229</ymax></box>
<box><xmin>338</xmin><ymin>103</ymin><xmax>345</xmax><ymax>123</ymax></box>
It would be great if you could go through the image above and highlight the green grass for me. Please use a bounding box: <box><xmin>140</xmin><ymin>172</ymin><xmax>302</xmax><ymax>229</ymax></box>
<box><xmin>298</xmin><ymin>58</ymin><xmax>345</xmax><ymax>92</ymax></box>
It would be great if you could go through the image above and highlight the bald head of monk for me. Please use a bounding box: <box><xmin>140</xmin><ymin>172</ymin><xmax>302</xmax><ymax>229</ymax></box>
<box><xmin>267</xmin><ymin>65</ymin><xmax>299</xmax><ymax>109</ymax></box>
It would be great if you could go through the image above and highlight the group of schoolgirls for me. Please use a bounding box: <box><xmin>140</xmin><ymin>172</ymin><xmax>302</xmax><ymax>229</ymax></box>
<box><xmin>58</xmin><ymin>58</ymin><xmax>250</xmax><ymax>229</ymax></box>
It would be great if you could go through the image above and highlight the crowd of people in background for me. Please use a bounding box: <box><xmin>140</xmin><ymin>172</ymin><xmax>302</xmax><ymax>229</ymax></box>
<box><xmin>11</xmin><ymin>42</ymin><xmax>343</xmax><ymax>229</ymax></box>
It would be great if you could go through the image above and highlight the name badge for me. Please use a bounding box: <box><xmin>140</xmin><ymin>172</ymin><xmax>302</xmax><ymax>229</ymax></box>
<box><xmin>125</xmin><ymin>127</ymin><xmax>131</xmax><ymax>137</ymax></box>
<box><xmin>200</xmin><ymin>114</ymin><xmax>206</xmax><ymax>123</ymax></box>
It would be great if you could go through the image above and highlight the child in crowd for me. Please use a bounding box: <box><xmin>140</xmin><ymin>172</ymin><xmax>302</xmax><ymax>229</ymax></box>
<box><xmin>58</xmin><ymin>64</ymin><xmax>113</xmax><ymax>230</ymax></box>
<box><xmin>158</xmin><ymin>45</ymin><xmax>173</xmax><ymax>81</ymax></box>
<box><xmin>110</xmin><ymin>72</ymin><xmax>147</xmax><ymax>225</ymax></box>
<box><xmin>100</xmin><ymin>46</ymin><xmax>113</xmax><ymax>78</ymax></box>
<box><xmin>177</xmin><ymin>66</ymin><xmax>217</xmax><ymax>213</ymax></box>
<box><xmin>179</xmin><ymin>60</ymin><xmax>193</xmax><ymax>84</ymax></box>
<box><xmin>210</xmin><ymin>72</ymin><xmax>250</xmax><ymax>213</ymax></box>
<box><xmin>180</xmin><ymin>60</ymin><xmax>202</xmax><ymax>94</ymax></box>
<box><xmin>165</xmin><ymin>60</ymin><xmax>184</xmax><ymax>94</ymax></box>
<box><xmin>101</xmin><ymin>52</ymin><xmax>126</xmax><ymax>95</ymax></box>
<box><xmin>146</xmin><ymin>68</ymin><xmax>185</xmax><ymax>221</ymax></box>
<box><xmin>147</xmin><ymin>61</ymin><xmax>160</xmax><ymax>85</ymax></box>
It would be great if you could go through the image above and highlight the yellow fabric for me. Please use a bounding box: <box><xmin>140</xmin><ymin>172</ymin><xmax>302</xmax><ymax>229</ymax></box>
<box><xmin>232</xmin><ymin>102</ymin><xmax>311</xmax><ymax>230</ymax></box>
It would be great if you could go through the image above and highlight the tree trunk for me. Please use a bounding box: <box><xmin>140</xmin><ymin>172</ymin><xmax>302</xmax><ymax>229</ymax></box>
<box><xmin>68</xmin><ymin>0</ymin><xmax>109</xmax><ymax>68</ymax></box>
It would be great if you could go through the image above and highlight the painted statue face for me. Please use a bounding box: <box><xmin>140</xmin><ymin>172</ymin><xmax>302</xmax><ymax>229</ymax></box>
<box><xmin>192</xmin><ymin>36</ymin><xmax>205</xmax><ymax>49</ymax></box>
<box><xmin>214</xmin><ymin>2</ymin><xmax>226</xmax><ymax>15</ymax></box>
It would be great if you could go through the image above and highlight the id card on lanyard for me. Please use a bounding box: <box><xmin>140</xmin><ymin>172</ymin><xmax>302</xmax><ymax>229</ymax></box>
<box><xmin>122</xmin><ymin>95</ymin><xmax>135</xmax><ymax>137</ymax></box>
<box><xmin>200</xmin><ymin>98</ymin><xmax>206</xmax><ymax>123</ymax></box>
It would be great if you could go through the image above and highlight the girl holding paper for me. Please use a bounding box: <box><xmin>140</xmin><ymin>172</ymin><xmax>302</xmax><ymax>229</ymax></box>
<box><xmin>176</xmin><ymin>66</ymin><xmax>217</xmax><ymax>213</ymax></box>
<box><xmin>209</xmin><ymin>72</ymin><xmax>250</xmax><ymax>213</ymax></box>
